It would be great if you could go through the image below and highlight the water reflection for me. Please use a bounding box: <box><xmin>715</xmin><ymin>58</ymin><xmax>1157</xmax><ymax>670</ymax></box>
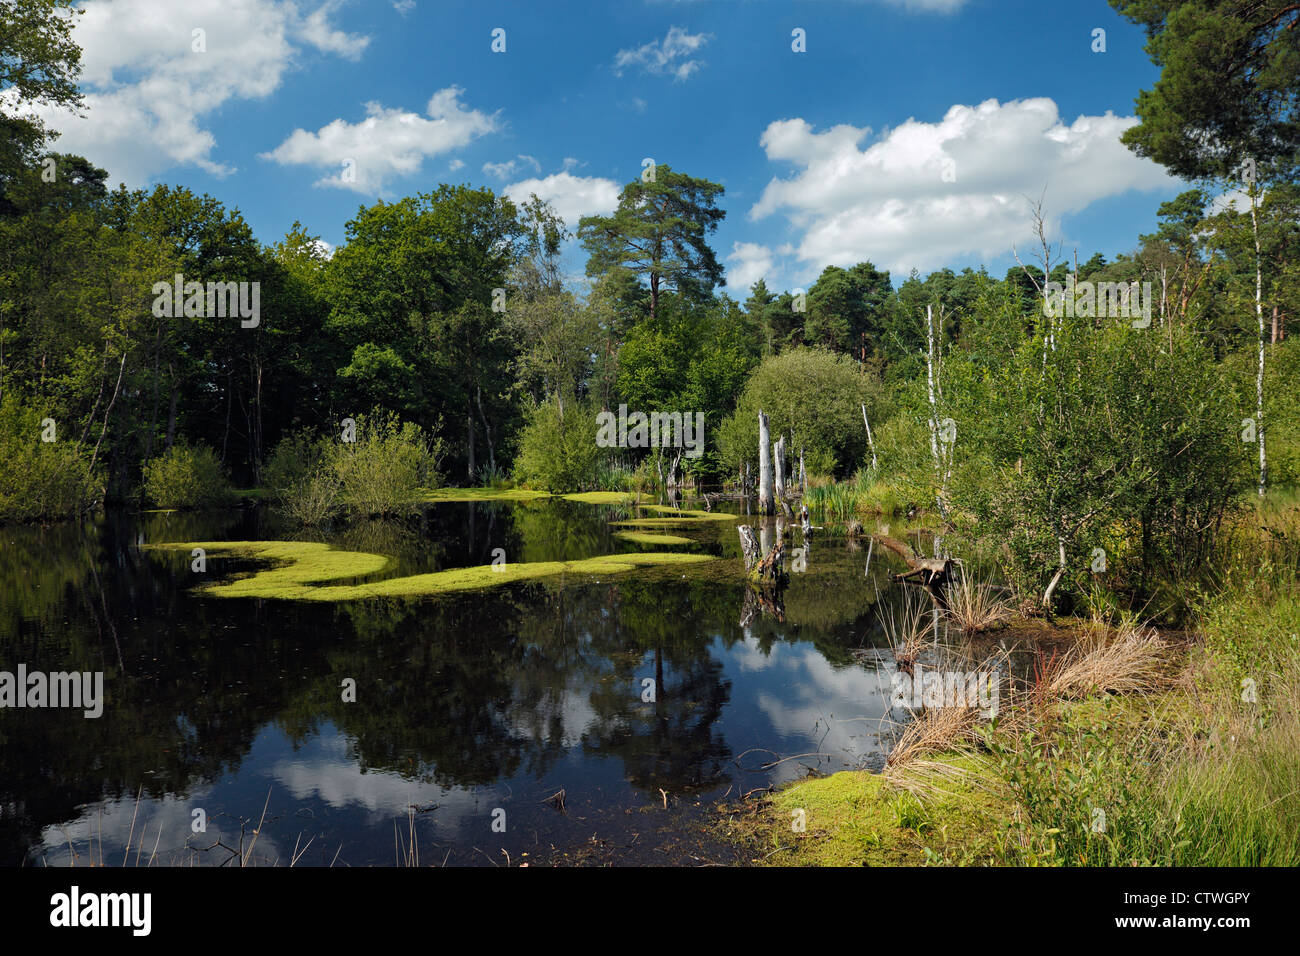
<box><xmin>1</xmin><ymin>500</ymin><xmax>993</xmax><ymax>866</ymax></box>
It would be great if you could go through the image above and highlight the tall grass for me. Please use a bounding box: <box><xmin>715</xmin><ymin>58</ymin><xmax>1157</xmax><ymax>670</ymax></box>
<box><xmin>943</xmin><ymin>568</ymin><xmax>1012</xmax><ymax>636</ymax></box>
<box><xmin>979</xmin><ymin>507</ymin><xmax>1300</xmax><ymax>866</ymax></box>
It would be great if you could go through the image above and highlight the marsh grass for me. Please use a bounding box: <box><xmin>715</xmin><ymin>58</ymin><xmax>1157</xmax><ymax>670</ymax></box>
<box><xmin>943</xmin><ymin>568</ymin><xmax>1013</xmax><ymax>636</ymax></box>
<box><xmin>877</xmin><ymin>586</ymin><xmax>933</xmax><ymax>672</ymax></box>
<box><xmin>1045</xmin><ymin>620</ymin><xmax>1178</xmax><ymax>700</ymax></box>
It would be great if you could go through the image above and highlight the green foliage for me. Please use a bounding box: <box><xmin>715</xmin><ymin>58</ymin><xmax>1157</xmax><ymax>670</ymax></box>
<box><xmin>578</xmin><ymin>164</ymin><xmax>726</xmax><ymax>320</ymax></box>
<box><xmin>871</xmin><ymin>412</ymin><xmax>935</xmax><ymax>506</ymax></box>
<box><xmin>0</xmin><ymin>395</ymin><xmax>99</xmax><ymax>522</ymax></box>
<box><xmin>0</xmin><ymin>0</ymin><xmax>85</xmax><ymax>188</ymax></box>
<box><xmin>985</xmin><ymin>720</ymin><xmax>1183</xmax><ymax>866</ymax></box>
<box><xmin>804</xmin><ymin>261</ymin><xmax>893</xmax><ymax>357</ymax></box>
<box><xmin>965</xmin><ymin>319</ymin><xmax>1250</xmax><ymax>604</ymax></box>
<box><xmin>141</xmin><ymin>442</ymin><xmax>234</xmax><ymax>509</ymax></box>
<box><xmin>718</xmin><ymin>347</ymin><xmax>886</xmax><ymax>478</ymax></box>
<box><xmin>263</xmin><ymin>430</ymin><xmax>330</xmax><ymax>500</ymax></box>
<box><xmin>267</xmin><ymin>415</ymin><xmax>444</xmax><ymax>522</ymax></box>
<box><xmin>1110</xmin><ymin>0</ymin><xmax>1300</xmax><ymax>181</ymax></box>
<box><xmin>513</xmin><ymin>398</ymin><xmax>609</xmax><ymax>493</ymax></box>
<box><xmin>328</xmin><ymin>413</ymin><xmax>444</xmax><ymax>517</ymax></box>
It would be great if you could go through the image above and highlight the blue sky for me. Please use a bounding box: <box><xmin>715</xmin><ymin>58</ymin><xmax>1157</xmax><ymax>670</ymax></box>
<box><xmin>32</xmin><ymin>0</ymin><xmax>1187</xmax><ymax>293</ymax></box>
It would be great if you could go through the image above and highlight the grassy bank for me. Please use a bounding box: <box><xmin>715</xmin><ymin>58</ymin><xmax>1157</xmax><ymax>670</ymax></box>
<box><xmin>719</xmin><ymin>490</ymin><xmax>1300</xmax><ymax>867</ymax></box>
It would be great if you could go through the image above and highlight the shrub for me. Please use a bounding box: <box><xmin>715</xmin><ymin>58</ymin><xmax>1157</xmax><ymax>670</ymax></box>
<box><xmin>513</xmin><ymin>398</ymin><xmax>609</xmax><ymax>493</ymax></box>
<box><xmin>281</xmin><ymin>471</ymin><xmax>342</xmax><ymax>527</ymax></box>
<box><xmin>142</xmin><ymin>443</ymin><xmax>235</xmax><ymax>509</ymax></box>
<box><xmin>717</xmin><ymin>347</ymin><xmax>887</xmax><ymax>478</ymax></box>
<box><xmin>328</xmin><ymin>413</ymin><xmax>444</xmax><ymax>517</ymax></box>
<box><xmin>0</xmin><ymin>395</ymin><xmax>101</xmax><ymax>522</ymax></box>
<box><xmin>263</xmin><ymin>430</ymin><xmax>330</xmax><ymax>500</ymax></box>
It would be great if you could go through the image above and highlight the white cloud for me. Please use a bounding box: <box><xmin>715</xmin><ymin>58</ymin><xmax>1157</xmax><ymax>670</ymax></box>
<box><xmin>448</xmin><ymin>158</ymin><xmax>465</xmax><ymax>172</ymax></box>
<box><xmin>299</xmin><ymin>1</ymin><xmax>370</xmax><ymax>60</ymax></box>
<box><xmin>751</xmin><ymin>97</ymin><xmax>1176</xmax><ymax>277</ymax></box>
<box><xmin>654</xmin><ymin>0</ymin><xmax>967</xmax><ymax>10</ymax></box>
<box><xmin>727</xmin><ymin>242</ymin><xmax>775</xmax><ymax>291</ymax></box>
<box><xmin>614</xmin><ymin>26</ymin><xmax>711</xmax><ymax>82</ymax></box>
<box><xmin>392</xmin><ymin>0</ymin><xmax>415</xmax><ymax>14</ymax></box>
<box><xmin>504</xmin><ymin>170</ymin><xmax>620</xmax><ymax>226</ymax></box>
<box><xmin>260</xmin><ymin>87</ymin><xmax>499</xmax><ymax>194</ymax></box>
<box><xmin>14</xmin><ymin>0</ymin><xmax>371</xmax><ymax>186</ymax></box>
<box><xmin>482</xmin><ymin>154</ymin><xmax>541</xmax><ymax>179</ymax></box>
<box><xmin>871</xmin><ymin>0</ymin><xmax>967</xmax><ymax>11</ymax></box>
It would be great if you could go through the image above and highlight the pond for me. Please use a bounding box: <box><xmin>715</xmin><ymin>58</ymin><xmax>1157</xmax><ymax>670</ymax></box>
<box><xmin>0</xmin><ymin>497</ymin><xmax>1031</xmax><ymax>866</ymax></box>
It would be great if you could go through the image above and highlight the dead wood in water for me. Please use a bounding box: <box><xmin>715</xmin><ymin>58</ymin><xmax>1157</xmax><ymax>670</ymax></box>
<box><xmin>873</xmin><ymin>534</ymin><xmax>952</xmax><ymax>610</ymax></box>
<box><xmin>738</xmin><ymin>524</ymin><xmax>762</xmax><ymax>570</ymax></box>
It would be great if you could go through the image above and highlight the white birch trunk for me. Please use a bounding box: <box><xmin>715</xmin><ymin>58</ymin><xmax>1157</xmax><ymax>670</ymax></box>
<box><xmin>773</xmin><ymin>435</ymin><xmax>786</xmax><ymax>503</ymax></box>
<box><xmin>861</xmin><ymin>403</ymin><xmax>878</xmax><ymax>471</ymax></box>
<box><xmin>1251</xmin><ymin>186</ymin><xmax>1267</xmax><ymax>497</ymax></box>
<box><xmin>758</xmin><ymin>410</ymin><xmax>774</xmax><ymax>515</ymax></box>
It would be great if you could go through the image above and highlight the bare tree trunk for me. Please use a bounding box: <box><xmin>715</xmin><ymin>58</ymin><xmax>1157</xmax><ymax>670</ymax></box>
<box><xmin>252</xmin><ymin>357</ymin><xmax>264</xmax><ymax>479</ymax></box>
<box><xmin>1250</xmin><ymin>186</ymin><xmax>1267</xmax><ymax>497</ymax></box>
<box><xmin>773</xmin><ymin>435</ymin><xmax>786</xmax><ymax>502</ymax></box>
<box><xmin>220</xmin><ymin>367</ymin><xmax>232</xmax><ymax>463</ymax></box>
<box><xmin>466</xmin><ymin>410</ymin><xmax>475</xmax><ymax>481</ymax></box>
<box><xmin>475</xmin><ymin>385</ymin><xmax>495</xmax><ymax>472</ymax></box>
<box><xmin>924</xmin><ymin>304</ymin><xmax>950</xmax><ymax>518</ymax></box>
<box><xmin>80</xmin><ymin>341</ymin><xmax>111</xmax><ymax>446</ymax></box>
<box><xmin>1042</xmin><ymin>537</ymin><xmax>1067</xmax><ymax>611</ymax></box>
<box><xmin>89</xmin><ymin>352</ymin><xmax>128</xmax><ymax>480</ymax></box>
<box><xmin>758</xmin><ymin>411</ymin><xmax>774</xmax><ymax>515</ymax></box>
<box><xmin>738</xmin><ymin>525</ymin><xmax>761</xmax><ymax>570</ymax></box>
<box><xmin>861</xmin><ymin>404</ymin><xmax>878</xmax><ymax>470</ymax></box>
<box><xmin>164</xmin><ymin>370</ymin><xmax>179</xmax><ymax>450</ymax></box>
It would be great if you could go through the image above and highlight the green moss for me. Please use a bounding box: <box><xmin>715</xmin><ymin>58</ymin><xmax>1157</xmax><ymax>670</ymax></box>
<box><xmin>418</xmin><ymin>487</ymin><xmax>552</xmax><ymax>502</ymax></box>
<box><xmin>726</xmin><ymin>754</ymin><xmax>1005</xmax><ymax>866</ymax></box>
<box><xmin>614</xmin><ymin>530</ymin><xmax>694</xmax><ymax>546</ymax></box>
<box><xmin>561</xmin><ymin>491</ymin><xmax>640</xmax><ymax>504</ymax></box>
<box><xmin>146</xmin><ymin>540</ymin><xmax>715</xmax><ymax>601</ymax></box>
<box><xmin>637</xmin><ymin>505</ymin><xmax>738</xmax><ymax>521</ymax></box>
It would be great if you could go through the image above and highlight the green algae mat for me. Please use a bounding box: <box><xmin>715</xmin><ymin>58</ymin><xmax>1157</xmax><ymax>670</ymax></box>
<box><xmin>145</xmin><ymin>540</ymin><xmax>715</xmax><ymax>601</ymax></box>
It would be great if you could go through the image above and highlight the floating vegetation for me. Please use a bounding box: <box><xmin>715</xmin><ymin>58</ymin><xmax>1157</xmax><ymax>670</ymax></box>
<box><xmin>418</xmin><ymin>487</ymin><xmax>552</xmax><ymax>502</ymax></box>
<box><xmin>416</xmin><ymin>488</ymin><xmax>640</xmax><ymax>505</ymax></box>
<box><xmin>614</xmin><ymin>530</ymin><xmax>695</xmax><ymax>546</ymax></box>
<box><xmin>561</xmin><ymin>491</ymin><xmax>640</xmax><ymax>504</ymax></box>
<box><xmin>145</xmin><ymin>540</ymin><xmax>713</xmax><ymax>601</ymax></box>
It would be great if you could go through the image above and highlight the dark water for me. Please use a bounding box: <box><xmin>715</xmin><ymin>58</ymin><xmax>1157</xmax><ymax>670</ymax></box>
<box><xmin>0</xmin><ymin>498</ymin><xmax>1012</xmax><ymax>867</ymax></box>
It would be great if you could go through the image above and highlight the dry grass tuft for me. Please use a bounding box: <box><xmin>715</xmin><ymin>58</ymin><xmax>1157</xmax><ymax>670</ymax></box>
<box><xmin>1046</xmin><ymin>620</ymin><xmax>1177</xmax><ymax>699</ymax></box>
<box><xmin>943</xmin><ymin>568</ymin><xmax>1013</xmax><ymax>636</ymax></box>
<box><xmin>885</xmin><ymin>703</ymin><xmax>978</xmax><ymax>769</ymax></box>
<box><xmin>878</xmin><ymin>587</ymin><xmax>935</xmax><ymax>672</ymax></box>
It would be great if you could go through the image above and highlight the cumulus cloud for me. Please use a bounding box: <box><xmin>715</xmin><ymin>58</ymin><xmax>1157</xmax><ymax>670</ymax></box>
<box><xmin>504</xmin><ymin>170</ymin><xmax>620</xmax><ymax>226</ymax></box>
<box><xmin>482</xmin><ymin>154</ymin><xmax>541</xmax><ymax>179</ymax></box>
<box><xmin>14</xmin><ymin>0</ymin><xmax>370</xmax><ymax>185</ymax></box>
<box><xmin>260</xmin><ymin>87</ymin><xmax>499</xmax><ymax>194</ymax></box>
<box><xmin>750</xmin><ymin>97</ymin><xmax>1177</xmax><ymax>277</ymax></box>
<box><xmin>614</xmin><ymin>26</ymin><xmax>711</xmax><ymax>81</ymax></box>
<box><xmin>727</xmin><ymin>242</ymin><xmax>775</xmax><ymax>291</ymax></box>
<box><xmin>299</xmin><ymin>1</ymin><xmax>370</xmax><ymax>60</ymax></box>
